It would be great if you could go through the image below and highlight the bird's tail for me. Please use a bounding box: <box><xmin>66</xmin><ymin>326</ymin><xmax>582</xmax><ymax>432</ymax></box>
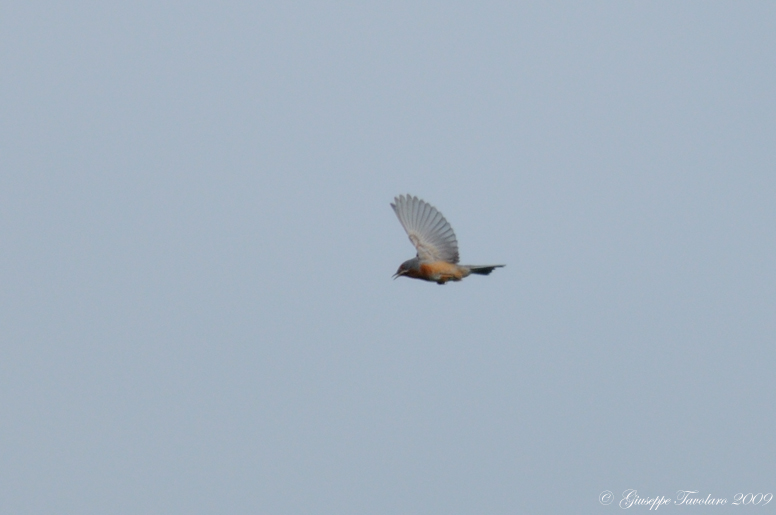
<box><xmin>466</xmin><ymin>265</ymin><xmax>506</xmax><ymax>276</ymax></box>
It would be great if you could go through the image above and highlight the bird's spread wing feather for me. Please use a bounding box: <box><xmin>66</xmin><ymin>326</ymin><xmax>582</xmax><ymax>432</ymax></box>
<box><xmin>391</xmin><ymin>194</ymin><xmax>459</xmax><ymax>263</ymax></box>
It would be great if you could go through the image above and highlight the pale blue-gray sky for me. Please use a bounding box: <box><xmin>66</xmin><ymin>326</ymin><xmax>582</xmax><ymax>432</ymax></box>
<box><xmin>2</xmin><ymin>2</ymin><xmax>775</xmax><ymax>513</ymax></box>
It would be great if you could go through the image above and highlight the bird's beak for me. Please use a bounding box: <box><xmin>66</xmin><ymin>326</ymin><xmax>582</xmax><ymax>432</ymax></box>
<box><xmin>393</xmin><ymin>270</ymin><xmax>406</xmax><ymax>279</ymax></box>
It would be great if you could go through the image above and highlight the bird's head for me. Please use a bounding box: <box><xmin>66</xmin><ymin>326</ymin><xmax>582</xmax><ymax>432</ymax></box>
<box><xmin>393</xmin><ymin>257</ymin><xmax>420</xmax><ymax>279</ymax></box>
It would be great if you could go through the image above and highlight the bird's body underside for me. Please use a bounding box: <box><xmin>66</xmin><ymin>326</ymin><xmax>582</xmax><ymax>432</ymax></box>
<box><xmin>391</xmin><ymin>195</ymin><xmax>505</xmax><ymax>285</ymax></box>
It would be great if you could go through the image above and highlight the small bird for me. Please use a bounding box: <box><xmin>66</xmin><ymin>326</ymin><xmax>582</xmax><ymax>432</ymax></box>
<box><xmin>391</xmin><ymin>194</ymin><xmax>505</xmax><ymax>284</ymax></box>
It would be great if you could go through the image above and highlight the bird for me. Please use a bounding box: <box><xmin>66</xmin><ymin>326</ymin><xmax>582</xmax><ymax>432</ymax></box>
<box><xmin>391</xmin><ymin>194</ymin><xmax>505</xmax><ymax>284</ymax></box>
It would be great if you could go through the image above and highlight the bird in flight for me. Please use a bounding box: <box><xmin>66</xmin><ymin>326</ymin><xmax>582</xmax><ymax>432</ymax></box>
<box><xmin>391</xmin><ymin>194</ymin><xmax>505</xmax><ymax>284</ymax></box>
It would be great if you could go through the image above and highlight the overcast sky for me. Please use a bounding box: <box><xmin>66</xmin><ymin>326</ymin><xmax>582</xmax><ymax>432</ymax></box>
<box><xmin>2</xmin><ymin>2</ymin><xmax>775</xmax><ymax>513</ymax></box>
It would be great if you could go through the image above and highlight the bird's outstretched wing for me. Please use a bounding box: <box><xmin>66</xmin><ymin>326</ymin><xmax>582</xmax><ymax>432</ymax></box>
<box><xmin>391</xmin><ymin>194</ymin><xmax>459</xmax><ymax>263</ymax></box>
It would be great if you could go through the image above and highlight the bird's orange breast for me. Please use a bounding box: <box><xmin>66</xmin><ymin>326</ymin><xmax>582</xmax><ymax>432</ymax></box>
<box><xmin>419</xmin><ymin>261</ymin><xmax>466</xmax><ymax>283</ymax></box>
